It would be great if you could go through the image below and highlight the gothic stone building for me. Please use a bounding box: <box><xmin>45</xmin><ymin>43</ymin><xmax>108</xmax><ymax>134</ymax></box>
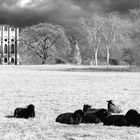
<box><xmin>0</xmin><ymin>25</ymin><xmax>19</xmax><ymax>65</ymax></box>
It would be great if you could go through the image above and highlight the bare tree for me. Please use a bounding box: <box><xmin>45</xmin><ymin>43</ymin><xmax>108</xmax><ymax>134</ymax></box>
<box><xmin>129</xmin><ymin>8</ymin><xmax>140</xmax><ymax>20</ymax></box>
<box><xmin>102</xmin><ymin>13</ymin><xmax>132</xmax><ymax>67</ymax></box>
<box><xmin>19</xmin><ymin>23</ymin><xmax>70</xmax><ymax>64</ymax></box>
<box><xmin>80</xmin><ymin>15</ymin><xmax>104</xmax><ymax>66</ymax></box>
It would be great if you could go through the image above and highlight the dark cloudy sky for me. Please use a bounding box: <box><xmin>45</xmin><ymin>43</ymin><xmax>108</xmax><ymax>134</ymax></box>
<box><xmin>0</xmin><ymin>0</ymin><xmax>140</xmax><ymax>27</ymax></box>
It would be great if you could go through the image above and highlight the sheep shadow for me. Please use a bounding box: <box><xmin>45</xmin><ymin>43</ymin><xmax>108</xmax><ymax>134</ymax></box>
<box><xmin>5</xmin><ymin>115</ymin><xmax>15</xmax><ymax>118</ymax></box>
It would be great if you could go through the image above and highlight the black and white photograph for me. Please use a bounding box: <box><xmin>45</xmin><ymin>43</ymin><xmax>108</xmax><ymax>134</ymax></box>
<box><xmin>0</xmin><ymin>0</ymin><xmax>140</xmax><ymax>139</ymax></box>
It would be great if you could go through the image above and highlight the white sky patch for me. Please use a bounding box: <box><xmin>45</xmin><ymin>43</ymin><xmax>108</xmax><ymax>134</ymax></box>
<box><xmin>70</xmin><ymin>4</ymin><xmax>81</xmax><ymax>11</ymax></box>
<box><xmin>17</xmin><ymin>0</ymin><xmax>32</xmax><ymax>7</ymax></box>
<box><xmin>16</xmin><ymin>0</ymin><xmax>46</xmax><ymax>8</ymax></box>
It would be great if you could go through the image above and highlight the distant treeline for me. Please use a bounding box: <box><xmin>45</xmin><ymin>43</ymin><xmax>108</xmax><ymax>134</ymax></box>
<box><xmin>18</xmin><ymin>9</ymin><xmax>140</xmax><ymax>66</ymax></box>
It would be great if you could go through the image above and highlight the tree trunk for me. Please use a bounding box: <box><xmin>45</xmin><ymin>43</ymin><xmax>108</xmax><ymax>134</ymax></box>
<box><xmin>42</xmin><ymin>58</ymin><xmax>46</xmax><ymax>64</ymax></box>
<box><xmin>73</xmin><ymin>42</ymin><xmax>81</xmax><ymax>65</ymax></box>
<box><xmin>106</xmin><ymin>48</ymin><xmax>110</xmax><ymax>68</ymax></box>
<box><xmin>41</xmin><ymin>52</ymin><xmax>48</xmax><ymax>64</ymax></box>
<box><xmin>94</xmin><ymin>49</ymin><xmax>98</xmax><ymax>66</ymax></box>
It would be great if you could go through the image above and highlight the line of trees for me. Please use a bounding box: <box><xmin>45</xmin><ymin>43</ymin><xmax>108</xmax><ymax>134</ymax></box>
<box><xmin>19</xmin><ymin>9</ymin><xmax>140</xmax><ymax>66</ymax></box>
<box><xmin>80</xmin><ymin>13</ymin><xmax>133</xmax><ymax>66</ymax></box>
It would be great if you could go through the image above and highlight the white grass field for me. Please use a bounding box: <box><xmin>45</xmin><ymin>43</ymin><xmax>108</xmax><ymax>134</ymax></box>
<box><xmin>0</xmin><ymin>65</ymin><xmax>140</xmax><ymax>140</ymax></box>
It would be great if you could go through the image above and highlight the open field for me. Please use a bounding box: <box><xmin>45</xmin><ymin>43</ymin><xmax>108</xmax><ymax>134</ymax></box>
<box><xmin>0</xmin><ymin>65</ymin><xmax>140</xmax><ymax>140</ymax></box>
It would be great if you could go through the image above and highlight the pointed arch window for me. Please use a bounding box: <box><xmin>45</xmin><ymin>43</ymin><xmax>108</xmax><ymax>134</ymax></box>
<box><xmin>11</xmin><ymin>38</ymin><xmax>14</xmax><ymax>42</ymax></box>
<box><xmin>11</xmin><ymin>44</ymin><xmax>14</xmax><ymax>54</ymax></box>
<box><xmin>4</xmin><ymin>57</ymin><xmax>7</xmax><ymax>63</ymax></box>
<box><xmin>11</xmin><ymin>57</ymin><xmax>14</xmax><ymax>63</ymax></box>
<box><xmin>4</xmin><ymin>38</ymin><xmax>8</xmax><ymax>42</ymax></box>
<box><xmin>4</xmin><ymin>44</ymin><xmax>8</xmax><ymax>54</ymax></box>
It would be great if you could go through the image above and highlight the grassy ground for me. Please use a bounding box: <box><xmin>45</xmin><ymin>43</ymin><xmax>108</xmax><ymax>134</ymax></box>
<box><xmin>0</xmin><ymin>65</ymin><xmax>140</xmax><ymax>140</ymax></box>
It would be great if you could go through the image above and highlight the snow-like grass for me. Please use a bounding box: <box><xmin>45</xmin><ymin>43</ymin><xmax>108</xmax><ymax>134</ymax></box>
<box><xmin>0</xmin><ymin>65</ymin><xmax>140</xmax><ymax>140</ymax></box>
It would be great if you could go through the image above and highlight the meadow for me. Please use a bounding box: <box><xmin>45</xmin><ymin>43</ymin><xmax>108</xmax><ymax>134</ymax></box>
<box><xmin>0</xmin><ymin>65</ymin><xmax>140</xmax><ymax>140</ymax></box>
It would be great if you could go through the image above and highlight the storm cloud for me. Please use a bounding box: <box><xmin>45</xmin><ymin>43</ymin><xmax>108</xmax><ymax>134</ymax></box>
<box><xmin>0</xmin><ymin>0</ymin><xmax>139</xmax><ymax>27</ymax></box>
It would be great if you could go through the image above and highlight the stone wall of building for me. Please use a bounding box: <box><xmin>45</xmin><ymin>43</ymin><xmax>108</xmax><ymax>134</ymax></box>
<box><xmin>0</xmin><ymin>25</ymin><xmax>19</xmax><ymax>65</ymax></box>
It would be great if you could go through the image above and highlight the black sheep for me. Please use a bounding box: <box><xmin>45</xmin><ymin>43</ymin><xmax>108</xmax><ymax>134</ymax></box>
<box><xmin>83</xmin><ymin>104</ymin><xmax>92</xmax><ymax>112</ymax></box>
<box><xmin>83</xmin><ymin>108</ymin><xmax>110</xmax><ymax>124</ymax></box>
<box><xmin>56</xmin><ymin>109</ymin><xmax>84</xmax><ymax>125</ymax></box>
<box><xmin>83</xmin><ymin>110</ymin><xmax>100</xmax><ymax>124</ymax></box>
<box><xmin>73</xmin><ymin>110</ymin><xmax>84</xmax><ymax>124</ymax></box>
<box><xmin>56</xmin><ymin>112</ymin><xmax>74</xmax><ymax>124</ymax></box>
<box><xmin>125</xmin><ymin>109</ymin><xmax>140</xmax><ymax>126</ymax></box>
<box><xmin>14</xmin><ymin>104</ymin><xmax>35</xmax><ymax>119</ymax></box>
<box><xmin>83</xmin><ymin>104</ymin><xmax>97</xmax><ymax>113</ymax></box>
<box><xmin>95</xmin><ymin>109</ymin><xmax>111</xmax><ymax>122</ymax></box>
<box><xmin>103</xmin><ymin>115</ymin><xmax>127</xmax><ymax>126</ymax></box>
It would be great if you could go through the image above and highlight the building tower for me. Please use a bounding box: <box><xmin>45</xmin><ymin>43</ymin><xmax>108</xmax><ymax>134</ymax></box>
<box><xmin>0</xmin><ymin>25</ymin><xmax>19</xmax><ymax>65</ymax></box>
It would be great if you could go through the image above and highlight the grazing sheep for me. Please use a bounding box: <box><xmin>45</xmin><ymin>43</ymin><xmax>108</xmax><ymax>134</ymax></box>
<box><xmin>125</xmin><ymin>109</ymin><xmax>140</xmax><ymax>126</ymax></box>
<box><xmin>14</xmin><ymin>104</ymin><xmax>35</xmax><ymax>119</ymax></box>
<box><xmin>56</xmin><ymin>109</ymin><xmax>84</xmax><ymax>125</ymax></box>
<box><xmin>103</xmin><ymin>115</ymin><xmax>127</xmax><ymax>126</ymax></box>
<box><xmin>107</xmin><ymin>100</ymin><xmax>122</xmax><ymax>113</ymax></box>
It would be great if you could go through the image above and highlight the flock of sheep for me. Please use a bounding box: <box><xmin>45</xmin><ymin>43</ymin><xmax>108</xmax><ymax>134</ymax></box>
<box><xmin>56</xmin><ymin>100</ymin><xmax>140</xmax><ymax>127</ymax></box>
<box><xmin>9</xmin><ymin>100</ymin><xmax>140</xmax><ymax>127</ymax></box>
